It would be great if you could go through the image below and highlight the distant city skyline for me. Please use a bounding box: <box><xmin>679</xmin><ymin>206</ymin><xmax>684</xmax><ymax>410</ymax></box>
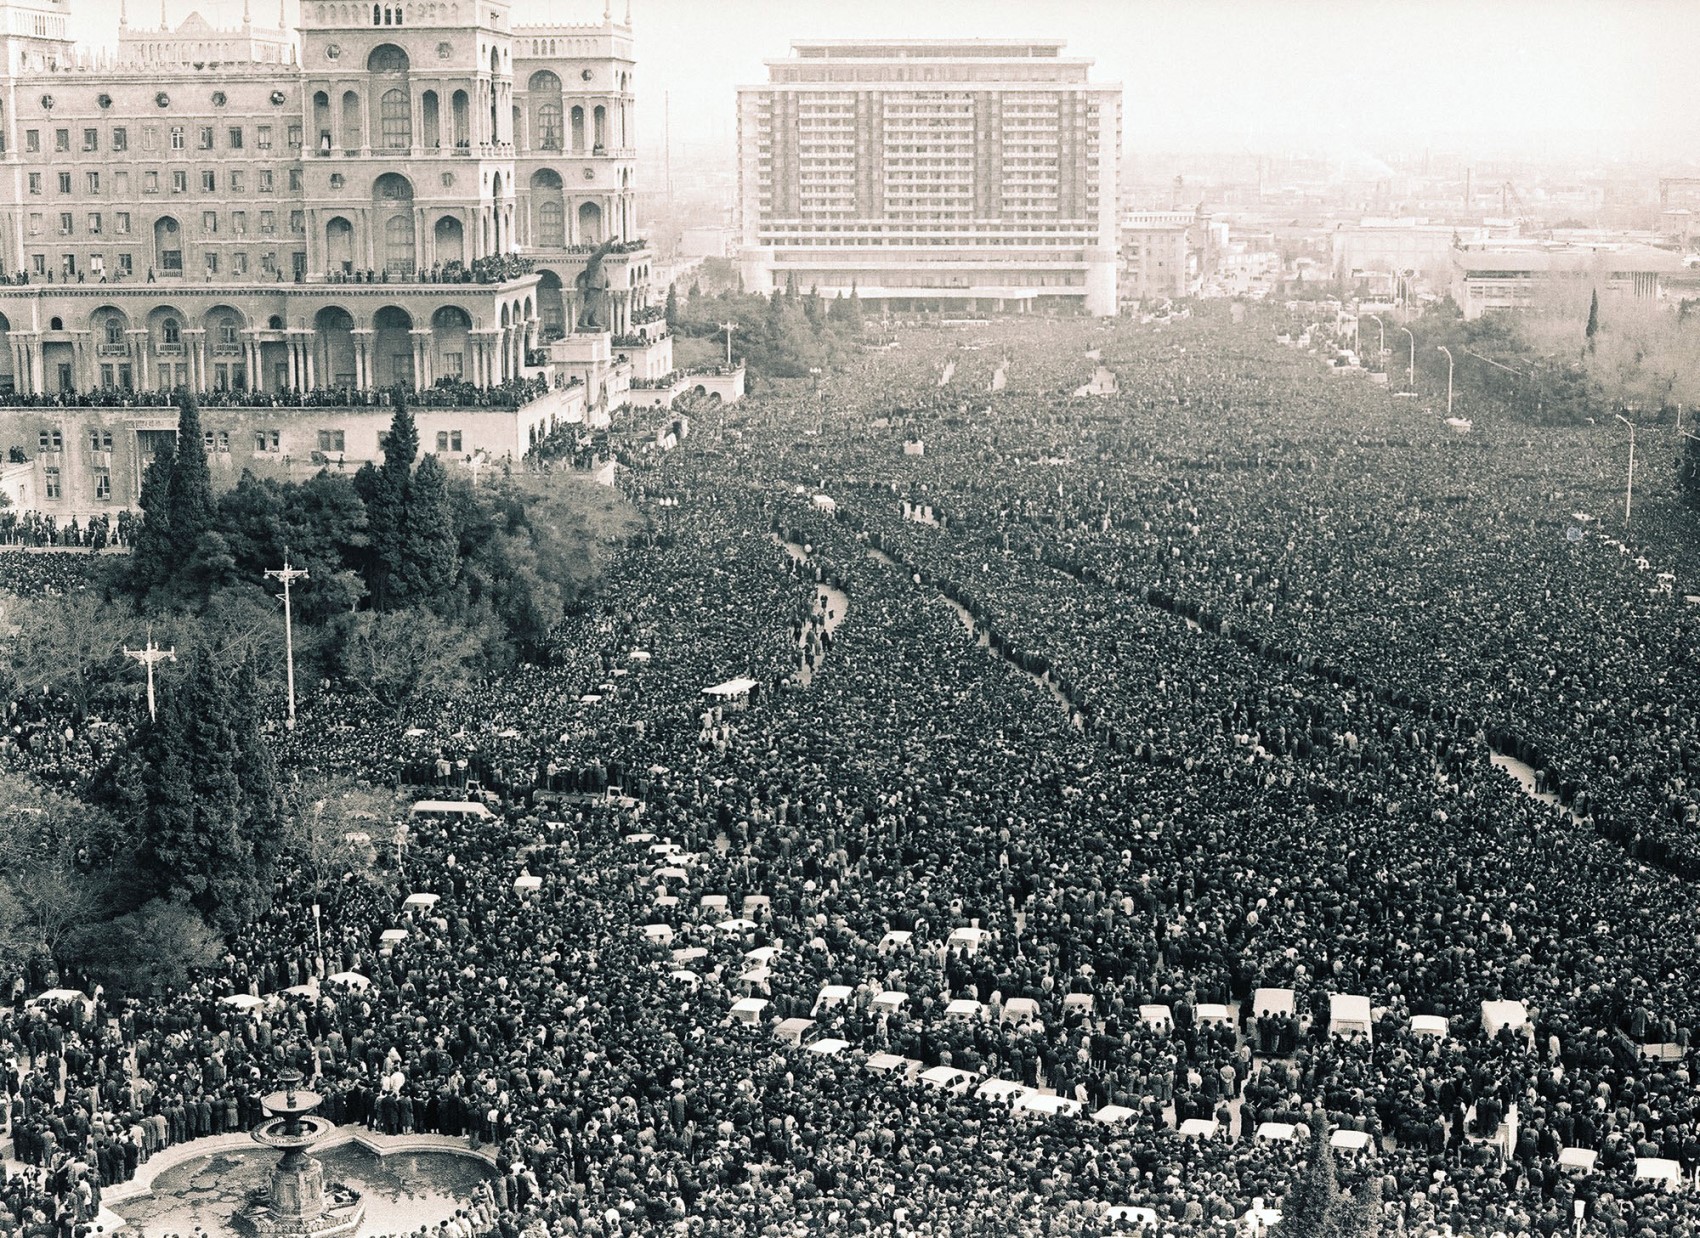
<box><xmin>66</xmin><ymin>0</ymin><xmax>1700</xmax><ymax>168</ymax></box>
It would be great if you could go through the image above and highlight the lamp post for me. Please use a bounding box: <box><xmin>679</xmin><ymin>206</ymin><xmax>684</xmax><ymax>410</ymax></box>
<box><xmin>311</xmin><ymin>902</ymin><xmax>324</xmax><ymax>979</ymax></box>
<box><xmin>123</xmin><ymin>627</ymin><xmax>176</xmax><ymax>723</ymax></box>
<box><xmin>719</xmin><ymin>320</ymin><xmax>737</xmax><ymax>367</ymax></box>
<box><xmin>1614</xmin><ymin>413</ymin><xmax>1636</xmax><ymax>527</ymax></box>
<box><xmin>1400</xmin><ymin>327</ymin><xmax>1415</xmax><ymax>392</ymax></box>
<box><xmin>1436</xmin><ymin>345</ymin><xmax>1454</xmax><ymax>416</ymax></box>
<box><xmin>265</xmin><ymin>553</ymin><xmax>309</xmax><ymax>729</ymax></box>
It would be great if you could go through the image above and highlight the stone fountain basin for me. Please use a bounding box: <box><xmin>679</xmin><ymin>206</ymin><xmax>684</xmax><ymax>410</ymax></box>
<box><xmin>105</xmin><ymin>1137</ymin><xmax>496</xmax><ymax>1238</ymax></box>
<box><xmin>253</xmin><ymin>1116</ymin><xmax>339</xmax><ymax>1149</ymax></box>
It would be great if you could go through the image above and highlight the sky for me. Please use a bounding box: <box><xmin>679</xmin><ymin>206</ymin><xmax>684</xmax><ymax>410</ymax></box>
<box><xmin>66</xmin><ymin>0</ymin><xmax>1700</xmax><ymax>167</ymax></box>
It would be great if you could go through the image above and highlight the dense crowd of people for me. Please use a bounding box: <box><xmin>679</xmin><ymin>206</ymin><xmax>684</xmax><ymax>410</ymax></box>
<box><xmin>0</xmin><ymin>307</ymin><xmax>1697</xmax><ymax>1236</ymax></box>
<box><xmin>0</xmin><ymin>377</ymin><xmax>552</xmax><ymax>413</ymax></box>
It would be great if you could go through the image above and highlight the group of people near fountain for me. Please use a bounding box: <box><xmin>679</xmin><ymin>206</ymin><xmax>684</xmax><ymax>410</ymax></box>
<box><xmin>0</xmin><ymin>307</ymin><xmax>1698</xmax><ymax>1236</ymax></box>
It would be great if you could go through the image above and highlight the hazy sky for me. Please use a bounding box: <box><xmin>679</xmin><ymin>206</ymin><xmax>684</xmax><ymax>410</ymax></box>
<box><xmin>68</xmin><ymin>0</ymin><xmax>1700</xmax><ymax>165</ymax></box>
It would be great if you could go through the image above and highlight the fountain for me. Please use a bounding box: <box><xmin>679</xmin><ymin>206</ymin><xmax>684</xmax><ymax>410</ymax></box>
<box><xmin>239</xmin><ymin>1068</ymin><xmax>365</xmax><ymax>1238</ymax></box>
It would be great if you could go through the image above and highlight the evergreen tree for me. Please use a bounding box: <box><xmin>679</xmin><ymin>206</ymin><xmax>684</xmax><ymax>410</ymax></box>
<box><xmin>128</xmin><ymin>647</ymin><xmax>274</xmax><ymax>928</ymax></box>
<box><xmin>380</xmin><ymin>392</ymin><xmax>420</xmax><ymax>488</ymax></box>
<box><xmin>401</xmin><ymin>453</ymin><xmax>459</xmax><ymax>606</ymax></box>
<box><xmin>167</xmin><ymin>393</ymin><xmax>216</xmax><ymax>559</ymax></box>
<box><xmin>360</xmin><ymin>397</ymin><xmax>421</xmax><ymax>610</ymax></box>
<box><xmin>355</xmin><ymin>461</ymin><xmax>402</xmax><ymax>610</ymax></box>
<box><xmin>665</xmin><ymin>283</ymin><xmax>679</xmax><ymax>328</ymax></box>
<box><xmin>1277</xmin><ymin>1125</ymin><xmax>1346</xmax><ymax>1238</ymax></box>
<box><xmin>128</xmin><ymin>436</ymin><xmax>177</xmax><ymax>602</ymax></box>
<box><xmin>1679</xmin><ymin>432</ymin><xmax>1700</xmax><ymax>511</ymax></box>
<box><xmin>1586</xmin><ymin>288</ymin><xmax>1600</xmax><ymax>353</ymax></box>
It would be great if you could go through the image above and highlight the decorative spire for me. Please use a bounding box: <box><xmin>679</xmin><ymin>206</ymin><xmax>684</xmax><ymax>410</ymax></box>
<box><xmin>602</xmin><ymin>0</ymin><xmax>610</xmax><ymax>20</ymax></box>
<box><xmin>160</xmin><ymin>0</ymin><xmax>167</xmax><ymax>30</ymax></box>
<box><xmin>278</xmin><ymin>0</ymin><xmax>285</xmax><ymax>29</ymax></box>
<box><xmin>624</xmin><ymin>0</ymin><xmax>631</xmax><ymax>25</ymax></box>
<box><xmin>242</xmin><ymin>0</ymin><xmax>251</xmax><ymax>25</ymax></box>
<box><xmin>119</xmin><ymin>0</ymin><xmax>128</xmax><ymax>28</ymax></box>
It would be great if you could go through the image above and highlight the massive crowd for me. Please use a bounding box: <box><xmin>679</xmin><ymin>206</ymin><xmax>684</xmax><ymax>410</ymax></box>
<box><xmin>0</xmin><ymin>307</ymin><xmax>1696</xmax><ymax>1237</ymax></box>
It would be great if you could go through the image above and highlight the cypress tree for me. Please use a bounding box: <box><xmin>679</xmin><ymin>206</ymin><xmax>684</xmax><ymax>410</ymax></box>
<box><xmin>167</xmin><ymin>392</ymin><xmax>216</xmax><ymax>556</ymax></box>
<box><xmin>1585</xmin><ymin>287</ymin><xmax>1599</xmax><ymax>353</ymax></box>
<box><xmin>132</xmin><ymin>648</ymin><xmax>271</xmax><ymax>927</ymax></box>
<box><xmin>665</xmin><ymin>283</ymin><xmax>679</xmax><ymax>328</ymax></box>
<box><xmin>401</xmin><ymin>453</ymin><xmax>459</xmax><ymax>607</ymax></box>
<box><xmin>128</xmin><ymin>435</ymin><xmax>176</xmax><ymax>602</ymax></box>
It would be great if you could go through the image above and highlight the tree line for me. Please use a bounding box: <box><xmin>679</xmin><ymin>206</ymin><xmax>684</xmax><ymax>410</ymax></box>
<box><xmin>666</xmin><ymin>275</ymin><xmax>867</xmax><ymax>380</ymax></box>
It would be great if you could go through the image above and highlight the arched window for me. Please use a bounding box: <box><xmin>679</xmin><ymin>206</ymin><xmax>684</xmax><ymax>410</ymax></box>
<box><xmin>380</xmin><ymin>88</ymin><xmax>411</xmax><ymax>149</ymax></box>
<box><xmin>537</xmin><ymin>102</ymin><xmax>561</xmax><ymax>151</ymax></box>
<box><xmin>162</xmin><ymin>317</ymin><xmax>181</xmax><ymax>345</ymax></box>
<box><xmin>538</xmin><ymin>200</ymin><xmax>563</xmax><ymax>248</ymax></box>
<box><xmin>383</xmin><ymin>212</ymin><xmax>415</xmax><ymax>274</ymax></box>
<box><xmin>104</xmin><ymin>318</ymin><xmax>122</xmax><ymax>346</ymax></box>
<box><xmin>218</xmin><ymin>317</ymin><xmax>239</xmax><ymax>346</ymax></box>
<box><xmin>372</xmin><ymin>3</ymin><xmax>380</xmax><ymax>22</ymax></box>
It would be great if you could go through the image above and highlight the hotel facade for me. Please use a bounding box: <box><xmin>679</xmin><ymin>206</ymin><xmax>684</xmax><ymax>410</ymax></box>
<box><xmin>737</xmin><ymin>39</ymin><xmax>1121</xmax><ymax>317</ymax></box>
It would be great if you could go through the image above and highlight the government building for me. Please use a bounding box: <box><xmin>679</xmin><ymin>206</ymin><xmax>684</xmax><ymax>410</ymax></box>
<box><xmin>736</xmin><ymin>39</ymin><xmax>1121</xmax><ymax>317</ymax></box>
<box><xmin>0</xmin><ymin>0</ymin><xmax>736</xmax><ymax>516</ymax></box>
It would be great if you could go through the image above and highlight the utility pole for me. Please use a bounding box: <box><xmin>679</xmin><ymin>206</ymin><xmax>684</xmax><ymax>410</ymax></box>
<box><xmin>124</xmin><ymin>627</ymin><xmax>176</xmax><ymax>723</ymax></box>
<box><xmin>1614</xmin><ymin>413</ymin><xmax>1636</xmax><ymax>527</ymax></box>
<box><xmin>265</xmin><ymin>553</ymin><xmax>310</xmax><ymax>728</ymax></box>
<box><xmin>1437</xmin><ymin>345</ymin><xmax>1455</xmax><ymax>416</ymax></box>
<box><xmin>719</xmin><ymin>320</ymin><xmax>737</xmax><ymax>367</ymax></box>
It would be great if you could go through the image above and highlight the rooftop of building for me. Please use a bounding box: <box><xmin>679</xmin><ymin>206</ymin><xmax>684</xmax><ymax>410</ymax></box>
<box><xmin>1452</xmin><ymin>242</ymin><xmax>1687</xmax><ymax>274</ymax></box>
<box><xmin>789</xmin><ymin>39</ymin><xmax>1068</xmax><ymax>59</ymax></box>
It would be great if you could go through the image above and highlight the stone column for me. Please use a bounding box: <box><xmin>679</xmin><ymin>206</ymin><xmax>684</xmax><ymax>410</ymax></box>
<box><xmin>286</xmin><ymin>336</ymin><xmax>299</xmax><ymax>389</ymax></box>
<box><xmin>127</xmin><ymin>329</ymin><xmax>149</xmax><ymax>390</ymax></box>
<box><xmin>351</xmin><ymin>328</ymin><xmax>373</xmax><ymax>390</ymax></box>
<box><xmin>301</xmin><ymin>332</ymin><xmax>316</xmax><ymax>389</ymax></box>
<box><xmin>411</xmin><ymin>328</ymin><xmax>433</xmax><ymax>389</ymax></box>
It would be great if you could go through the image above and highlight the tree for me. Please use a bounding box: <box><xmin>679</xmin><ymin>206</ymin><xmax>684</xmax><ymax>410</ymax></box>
<box><xmin>168</xmin><ymin>393</ymin><xmax>217</xmax><ymax>566</ymax></box>
<box><xmin>1680</xmin><ymin>432</ymin><xmax>1700</xmax><ymax>511</ymax></box>
<box><xmin>665</xmin><ymin>283</ymin><xmax>679</xmax><ymax>328</ymax></box>
<box><xmin>6</xmin><ymin>591</ymin><xmax>142</xmax><ymax>721</ymax></box>
<box><xmin>128</xmin><ymin>434</ymin><xmax>177</xmax><ymax>601</ymax></box>
<box><xmin>401</xmin><ymin>453</ymin><xmax>459</xmax><ymax>606</ymax></box>
<box><xmin>122</xmin><ymin>646</ymin><xmax>276</xmax><ymax>927</ymax></box>
<box><xmin>1586</xmin><ymin>287</ymin><xmax>1600</xmax><ymax>353</ymax></box>
<box><xmin>60</xmin><ymin>899</ymin><xmax>222</xmax><ymax>997</ymax></box>
<box><xmin>334</xmin><ymin>607</ymin><xmax>492</xmax><ymax>710</ymax></box>
<box><xmin>0</xmin><ymin>774</ymin><xmax>126</xmax><ymax>975</ymax></box>
<box><xmin>1276</xmin><ymin>1125</ymin><xmax>1377</xmax><ymax>1238</ymax></box>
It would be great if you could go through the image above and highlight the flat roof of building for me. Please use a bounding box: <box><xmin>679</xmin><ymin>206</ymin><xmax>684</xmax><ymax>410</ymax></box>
<box><xmin>790</xmin><ymin>39</ymin><xmax>1068</xmax><ymax>58</ymax></box>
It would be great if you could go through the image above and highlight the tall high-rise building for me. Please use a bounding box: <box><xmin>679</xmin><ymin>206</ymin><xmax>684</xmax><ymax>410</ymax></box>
<box><xmin>737</xmin><ymin>39</ymin><xmax>1121</xmax><ymax>316</ymax></box>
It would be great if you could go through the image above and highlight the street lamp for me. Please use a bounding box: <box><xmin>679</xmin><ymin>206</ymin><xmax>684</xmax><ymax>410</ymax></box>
<box><xmin>1400</xmin><ymin>327</ymin><xmax>1415</xmax><ymax>392</ymax></box>
<box><xmin>1436</xmin><ymin>345</ymin><xmax>1454</xmax><ymax>416</ymax></box>
<box><xmin>1614</xmin><ymin>413</ymin><xmax>1636</xmax><ymax>527</ymax></box>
